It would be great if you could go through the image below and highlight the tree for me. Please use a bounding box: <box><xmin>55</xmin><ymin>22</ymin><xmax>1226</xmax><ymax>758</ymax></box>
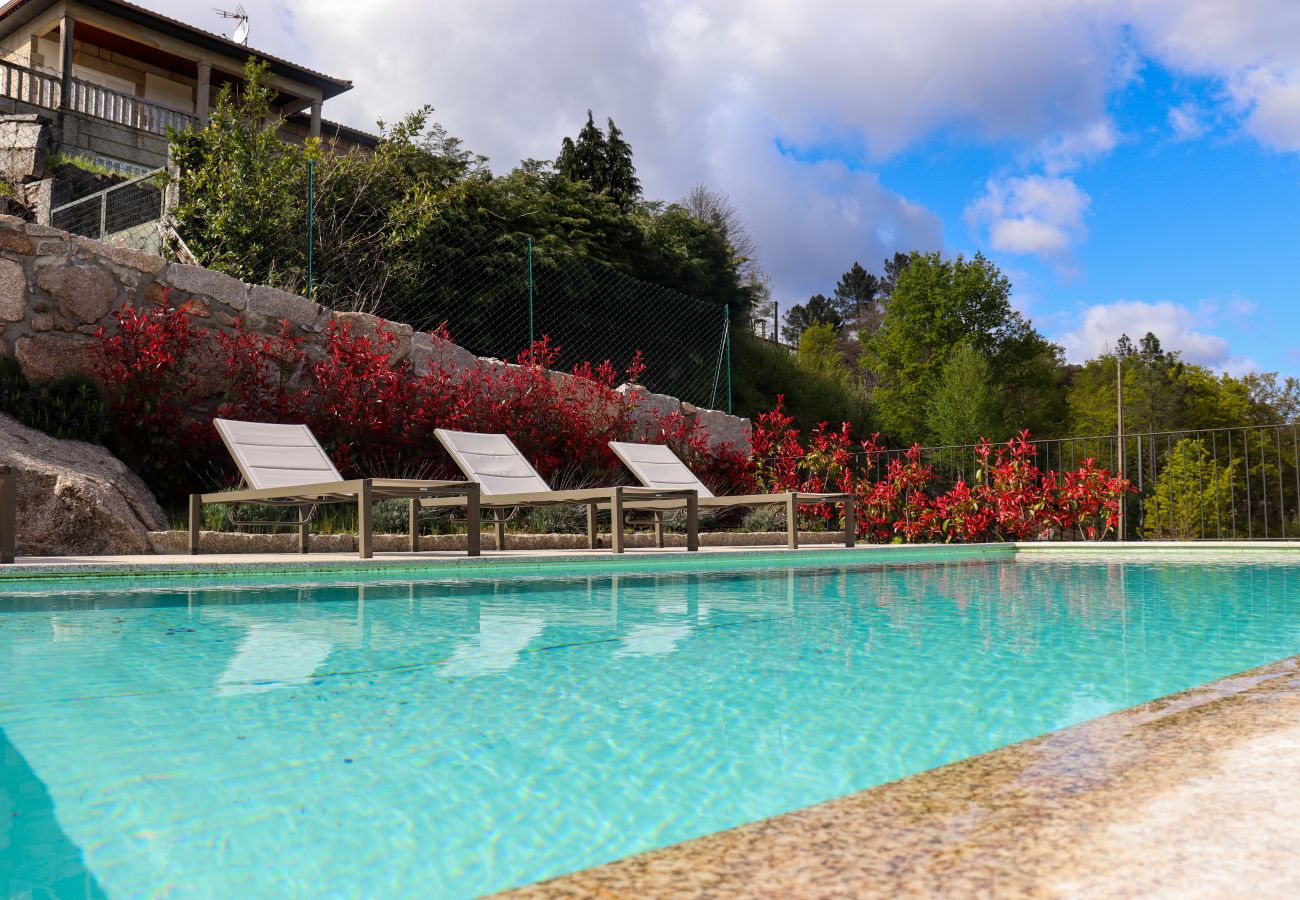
<box><xmin>878</xmin><ymin>251</ymin><xmax>912</xmax><ymax>298</ymax></box>
<box><xmin>796</xmin><ymin>322</ymin><xmax>846</xmax><ymax>377</ymax></box>
<box><xmin>831</xmin><ymin>262</ymin><xmax>882</xmax><ymax>336</ymax></box>
<box><xmin>925</xmin><ymin>341</ymin><xmax>999</xmax><ymax>445</ymax></box>
<box><xmin>1143</xmin><ymin>438</ymin><xmax>1243</xmax><ymax>538</ymax></box>
<box><xmin>681</xmin><ymin>184</ymin><xmax>762</xmax><ymax>286</ymax></box>
<box><xmin>781</xmin><ymin>293</ymin><xmax>841</xmax><ymax>344</ymax></box>
<box><xmin>556</xmin><ymin>111</ymin><xmax>640</xmax><ymax>210</ymax></box>
<box><xmin>556</xmin><ymin>111</ymin><xmax>607</xmax><ymax>186</ymax></box>
<box><xmin>603</xmin><ymin>119</ymin><xmax>640</xmax><ymax>210</ymax></box>
<box><xmin>864</xmin><ymin>251</ymin><xmax>1063</xmax><ymax>442</ymax></box>
<box><xmin>170</xmin><ymin>59</ymin><xmax>310</xmax><ymax>290</ymax></box>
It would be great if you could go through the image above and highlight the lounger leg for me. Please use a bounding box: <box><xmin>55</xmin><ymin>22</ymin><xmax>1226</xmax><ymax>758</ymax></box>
<box><xmin>0</xmin><ymin>468</ymin><xmax>15</xmax><ymax>564</ymax></box>
<box><xmin>786</xmin><ymin>493</ymin><xmax>799</xmax><ymax>550</ymax></box>
<box><xmin>466</xmin><ymin>489</ymin><xmax>481</xmax><ymax>557</ymax></box>
<box><xmin>587</xmin><ymin>504</ymin><xmax>598</xmax><ymax>549</ymax></box>
<box><xmin>494</xmin><ymin>511</ymin><xmax>506</xmax><ymax>551</ymax></box>
<box><xmin>358</xmin><ymin>479</ymin><xmax>373</xmax><ymax>559</ymax></box>
<box><xmin>188</xmin><ymin>494</ymin><xmax>201</xmax><ymax>556</ymax></box>
<box><xmin>611</xmin><ymin>488</ymin><xmax>625</xmax><ymax>554</ymax></box>
<box><xmin>687</xmin><ymin>493</ymin><xmax>699</xmax><ymax>552</ymax></box>
<box><xmin>299</xmin><ymin>503</ymin><xmax>310</xmax><ymax>554</ymax></box>
<box><xmin>843</xmin><ymin>498</ymin><xmax>856</xmax><ymax>548</ymax></box>
<box><xmin>654</xmin><ymin>512</ymin><xmax>665</xmax><ymax>548</ymax></box>
<box><xmin>408</xmin><ymin>498</ymin><xmax>420</xmax><ymax>553</ymax></box>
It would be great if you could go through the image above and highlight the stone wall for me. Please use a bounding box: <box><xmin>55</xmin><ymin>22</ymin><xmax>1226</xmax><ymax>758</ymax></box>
<box><xmin>0</xmin><ymin>215</ymin><xmax>752</xmax><ymax>452</ymax></box>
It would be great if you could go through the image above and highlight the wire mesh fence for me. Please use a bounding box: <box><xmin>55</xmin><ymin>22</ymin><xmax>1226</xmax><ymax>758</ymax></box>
<box><xmin>851</xmin><ymin>423</ymin><xmax>1300</xmax><ymax>540</ymax></box>
<box><xmin>49</xmin><ymin>168</ymin><xmax>167</xmax><ymax>255</ymax></box>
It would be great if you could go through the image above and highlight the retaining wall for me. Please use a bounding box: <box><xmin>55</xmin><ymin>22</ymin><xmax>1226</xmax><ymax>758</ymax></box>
<box><xmin>0</xmin><ymin>215</ymin><xmax>751</xmax><ymax>452</ymax></box>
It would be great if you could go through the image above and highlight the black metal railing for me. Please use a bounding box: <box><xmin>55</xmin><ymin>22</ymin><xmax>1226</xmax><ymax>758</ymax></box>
<box><xmin>850</xmin><ymin>424</ymin><xmax>1300</xmax><ymax>541</ymax></box>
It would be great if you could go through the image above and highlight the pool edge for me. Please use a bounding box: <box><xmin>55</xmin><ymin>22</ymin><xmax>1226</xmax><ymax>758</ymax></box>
<box><xmin>500</xmin><ymin>654</ymin><xmax>1300</xmax><ymax>898</ymax></box>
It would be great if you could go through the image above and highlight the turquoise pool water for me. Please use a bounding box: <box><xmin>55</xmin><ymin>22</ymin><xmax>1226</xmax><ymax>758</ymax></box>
<box><xmin>3</xmin><ymin>553</ymin><xmax>1300</xmax><ymax>898</ymax></box>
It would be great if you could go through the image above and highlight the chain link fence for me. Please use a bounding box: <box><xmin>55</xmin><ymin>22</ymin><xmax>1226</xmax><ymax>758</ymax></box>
<box><xmin>45</xmin><ymin>158</ymin><xmax>735</xmax><ymax>410</ymax></box>
<box><xmin>49</xmin><ymin>167</ymin><xmax>167</xmax><ymax>255</ymax></box>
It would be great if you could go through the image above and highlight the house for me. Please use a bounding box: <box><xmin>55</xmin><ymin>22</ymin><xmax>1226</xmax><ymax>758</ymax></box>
<box><xmin>0</xmin><ymin>0</ymin><xmax>376</xmax><ymax>178</ymax></box>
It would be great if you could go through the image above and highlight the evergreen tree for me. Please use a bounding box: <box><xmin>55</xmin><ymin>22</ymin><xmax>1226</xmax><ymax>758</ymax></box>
<box><xmin>832</xmin><ymin>261</ymin><xmax>882</xmax><ymax>335</ymax></box>
<box><xmin>781</xmin><ymin>293</ymin><xmax>841</xmax><ymax>344</ymax></box>
<box><xmin>556</xmin><ymin>110</ymin><xmax>608</xmax><ymax>186</ymax></box>
<box><xmin>603</xmin><ymin>119</ymin><xmax>640</xmax><ymax>210</ymax></box>
<box><xmin>878</xmin><ymin>251</ymin><xmax>912</xmax><ymax>298</ymax></box>
<box><xmin>556</xmin><ymin>111</ymin><xmax>640</xmax><ymax>210</ymax></box>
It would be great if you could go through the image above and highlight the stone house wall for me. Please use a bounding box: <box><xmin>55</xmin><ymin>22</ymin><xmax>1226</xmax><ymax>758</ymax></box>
<box><xmin>0</xmin><ymin>215</ymin><xmax>752</xmax><ymax>452</ymax></box>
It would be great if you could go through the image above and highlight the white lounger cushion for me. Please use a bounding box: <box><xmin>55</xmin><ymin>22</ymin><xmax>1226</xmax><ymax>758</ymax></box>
<box><xmin>214</xmin><ymin>419</ymin><xmax>343</xmax><ymax>490</ymax></box>
<box><xmin>608</xmin><ymin>441</ymin><xmax>715</xmax><ymax>499</ymax></box>
<box><xmin>435</xmin><ymin>429</ymin><xmax>552</xmax><ymax>496</ymax></box>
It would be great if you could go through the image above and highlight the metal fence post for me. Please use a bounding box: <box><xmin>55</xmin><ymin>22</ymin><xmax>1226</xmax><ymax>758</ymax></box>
<box><xmin>1116</xmin><ymin>354</ymin><xmax>1126</xmax><ymax>541</ymax></box>
<box><xmin>725</xmin><ymin>304</ymin><xmax>733</xmax><ymax>414</ymax></box>
<box><xmin>306</xmin><ymin>158</ymin><xmax>314</xmax><ymax>303</ymax></box>
<box><xmin>527</xmin><ymin>236</ymin><xmax>534</xmax><ymax>346</ymax></box>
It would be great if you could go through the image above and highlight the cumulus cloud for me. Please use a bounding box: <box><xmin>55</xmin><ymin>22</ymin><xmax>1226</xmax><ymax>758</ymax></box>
<box><xmin>149</xmin><ymin>0</ymin><xmax>1300</xmax><ymax>299</ymax></box>
<box><xmin>1124</xmin><ymin>0</ymin><xmax>1300</xmax><ymax>152</ymax></box>
<box><xmin>965</xmin><ymin>176</ymin><xmax>1090</xmax><ymax>259</ymax></box>
<box><xmin>1058</xmin><ymin>299</ymin><xmax>1257</xmax><ymax>372</ymax></box>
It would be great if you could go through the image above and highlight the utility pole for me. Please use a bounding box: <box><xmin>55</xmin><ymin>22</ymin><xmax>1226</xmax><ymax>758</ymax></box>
<box><xmin>1117</xmin><ymin>352</ymin><xmax>1126</xmax><ymax>541</ymax></box>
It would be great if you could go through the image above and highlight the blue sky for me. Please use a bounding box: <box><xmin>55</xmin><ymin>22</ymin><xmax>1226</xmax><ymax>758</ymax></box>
<box><xmin>162</xmin><ymin>0</ymin><xmax>1300</xmax><ymax>376</ymax></box>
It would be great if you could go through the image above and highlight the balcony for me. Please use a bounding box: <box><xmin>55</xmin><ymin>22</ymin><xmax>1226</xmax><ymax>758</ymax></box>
<box><xmin>0</xmin><ymin>57</ymin><xmax>197</xmax><ymax>137</ymax></box>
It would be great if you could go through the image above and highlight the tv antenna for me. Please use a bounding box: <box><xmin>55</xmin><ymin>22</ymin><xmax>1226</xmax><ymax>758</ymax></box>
<box><xmin>215</xmin><ymin>5</ymin><xmax>249</xmax><ymax>46</ymax></box>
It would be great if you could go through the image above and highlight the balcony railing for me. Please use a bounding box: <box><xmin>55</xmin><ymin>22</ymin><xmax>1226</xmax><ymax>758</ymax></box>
<box><xmin>0</xmin><ymin>57</ymin><xmax>197</xmax><ymax>136</ymax></box>
<box><xmin>0</xmin><ymin>58</ymin><xmax>60</xmax><ymax>109</ymax></box>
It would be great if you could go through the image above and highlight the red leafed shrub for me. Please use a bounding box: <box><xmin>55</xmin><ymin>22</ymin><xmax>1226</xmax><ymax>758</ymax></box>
<box><xmin>94</xmin><ymin>292</ymin><xmax>216</xmax><ymax>502</ymax></box>
<box><xmin>448</xmin><ymin>337</ymin><xmax>649</xmax><ymax>482</ymax></box>
<box><xmin>92</xmin><ymin>300</ymin><xmax>1132</xmax><ymax>540</ymax></box>
<box><xmin>747</xmin><ymin>402</ymin><xmax>1133</xmax><ymax>543</ymax></box>
<box><xmin>214</xmin><ymin>317</ymin><xmax>307</xmax><ymax>423</ymax></box>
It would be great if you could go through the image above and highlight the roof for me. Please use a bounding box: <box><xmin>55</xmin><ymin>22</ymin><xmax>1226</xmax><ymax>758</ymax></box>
<box><xmin>285</xmin><ymin>112</ymin><xmax>381</xmax><ymax>149</ymax></box>
<box><xmin>0</xmin><ymin>0</ymin><xmax>353</xmax><ymax>100</ymax></box>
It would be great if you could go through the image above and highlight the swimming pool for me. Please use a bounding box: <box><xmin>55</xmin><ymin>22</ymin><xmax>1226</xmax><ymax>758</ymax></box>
<box><xmin>3</xmin><ymin>551</ymin><xmax>1300</xmax><ymax>898</ymax></box>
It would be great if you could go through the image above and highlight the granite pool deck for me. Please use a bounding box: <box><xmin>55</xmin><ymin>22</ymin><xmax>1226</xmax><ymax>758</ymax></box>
<box><xmin>504</xmin><ymin>655</ymin><xmax>1300</xmax><ymax>899</ymax></box>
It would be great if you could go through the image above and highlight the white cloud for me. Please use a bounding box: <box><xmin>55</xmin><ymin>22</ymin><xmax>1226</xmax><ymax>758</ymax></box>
<box><xmin>1038</xmin><ymin>119</ymin><xmax>1121</xmax><ymax>174</ymax></box>
<box><xmin>1168</xmin><ymin>103</ymin><xmax>1208</xmax><ymax>140</ymax></box>
<box><xmin>141</xmin><ymin>0</ymin><xmax>1300</xmax><ymax>302</ymax></box>
<box><xmin>1057</xmin><ymin>299</ymin><xmax>1257</xmax><ymax>372</ymax></box>
<box><xmin>1124</xmin><ymin>0</ymin><xmax>1300</xmax><ymax>152</ymax></box>
<box><xmin>966</xmin><ymin>176</ymin><xmax>1090</xmax><ymax>259</ymax></box>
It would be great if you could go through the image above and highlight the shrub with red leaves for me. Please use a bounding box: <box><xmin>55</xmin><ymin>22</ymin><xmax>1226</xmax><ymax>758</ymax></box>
<box><xmin>92</xmin><ymin>301</ymin><xmax>1132</xmax><ymax>539</ymax></box>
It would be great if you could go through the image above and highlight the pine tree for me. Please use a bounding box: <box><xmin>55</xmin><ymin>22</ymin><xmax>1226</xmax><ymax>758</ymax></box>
<box><xmin>832</xmin><ymin>261</ymin><xmax>881</xmax><ymax>336</ymax></box>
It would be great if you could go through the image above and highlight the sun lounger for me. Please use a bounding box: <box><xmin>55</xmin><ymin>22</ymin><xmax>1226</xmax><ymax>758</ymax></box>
<box><xmin>433</xmin><ymin>429</ymin><xmax>699</xmax><ymax>553</ymax></box>
<box><xmin>190</xmin><ymin>418</ymin><xmax>481</xmax><ymax>559</ymax></box>
<box><xmin>609</xmin><ymin>441</ymin><xmax>855</xmax><ymax>549</ymax></box>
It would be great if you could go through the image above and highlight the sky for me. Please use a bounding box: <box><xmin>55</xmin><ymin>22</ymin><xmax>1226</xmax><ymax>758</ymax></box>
<box><xmin>165</xmin><ymin>0</ymin><xmax>1300</xmax><ymax>376</ymax></box>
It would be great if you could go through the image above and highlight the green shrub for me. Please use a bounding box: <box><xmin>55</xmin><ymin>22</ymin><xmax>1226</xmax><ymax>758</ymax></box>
<box><xmin>0</xmin><ymin>356</ymin><xmax>110</xmax><ymax>443</ymax></box>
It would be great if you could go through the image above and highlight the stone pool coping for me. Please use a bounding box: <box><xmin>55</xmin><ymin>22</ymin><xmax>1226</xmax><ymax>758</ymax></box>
<box><xmin>2</xmin><ymin>539</ymin><xmax>1299</xmax><ymax>582</ymax></box>
<box><xmin>502</xmin><ymin>654</ymin><xmax>1300</xmax><ymax>898</ymax></box>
